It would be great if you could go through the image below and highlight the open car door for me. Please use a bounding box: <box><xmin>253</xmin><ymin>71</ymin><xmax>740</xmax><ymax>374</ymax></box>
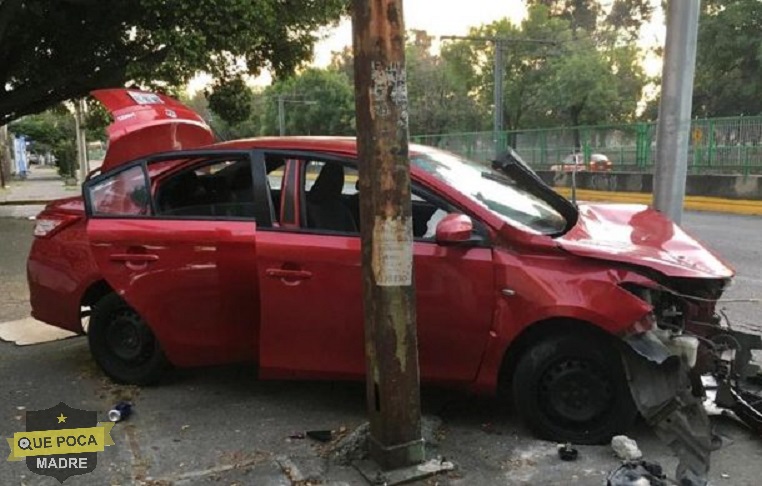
<box><xmin>82</xmin><ymin>150</ymin><xmax>271</xmax><ymax>369</ymax></box>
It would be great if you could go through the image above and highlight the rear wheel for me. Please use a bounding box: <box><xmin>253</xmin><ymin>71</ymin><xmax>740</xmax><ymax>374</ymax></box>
<box><xmin>511</xmin><ymin>333</ymin><xmax>637</xmax><ymax>444</ymax></box>
<box><xmin>88</xmin><ymin>293</ymin><xmax>169</xmax><ymax>385</ymax></box>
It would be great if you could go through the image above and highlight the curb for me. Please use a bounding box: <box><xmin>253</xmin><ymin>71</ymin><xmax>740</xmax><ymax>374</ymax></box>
<box><xmin>554</xmin><ymin>188</ymin><xmax>762</xmax><ymax>216</ymax></box>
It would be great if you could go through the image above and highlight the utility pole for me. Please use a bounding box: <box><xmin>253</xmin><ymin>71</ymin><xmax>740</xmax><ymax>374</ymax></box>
<box><xmin>276</xmin><ymin>95</ymin><xmax>317</xmax><ymax>136</ymax></box>
<box><xmin>493</xmin><ymin>40</ymin><xmax>504</xmax><ymax>153</ymax></box>
<box><xmin>352</xmin><ymin>0</ymin><xmax>424</xmax><ymax>471</ymax></box>
<box><xmin>0</xmin><ymin>125</ymin><xmax>8</xmax><ymax>188</ymax></box>
<box><xmin>74</xmin><ymin>99</ymin><xmax>89</xmax><ymax>183</ymax></box>
<box><xmin>440</xmin><ymin>35</ymin><xmax>556</xmax><ymax>157</ymax></box>
<box><xmin>653</xmin><ymin>0</ymin><xmax>701</xmax><ymax>223</ymax></box>
<box><xmin>278</xmin><ymin>95</ymin><xmax>286</xmax><ymax>136</ymax></box>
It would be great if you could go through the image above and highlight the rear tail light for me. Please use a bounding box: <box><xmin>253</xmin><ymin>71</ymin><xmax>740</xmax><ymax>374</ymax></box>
<box><xmin>33</xmin><ymin>213</ymin><xmax>81</xmax><ymax>238</ymax></box>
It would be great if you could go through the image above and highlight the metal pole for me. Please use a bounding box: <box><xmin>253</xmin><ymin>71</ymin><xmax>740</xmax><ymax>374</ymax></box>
<box><xmin>653</xmin><ymin>0</ymin><xmax>701</xmax><ymax>223</ymax></box>
<box><xmin>278</xmin><ymin>95</ymin><xmax>286</xmax><ymax>136</ymax></box>
<box><xmin>493</xmin><ymin>40</ymin><xmax>504</xmax><ymax>157</ymax></box>
<box><xmin>352</xmin><ymin>0</ymin><xmax>423</xmax><ymax>471</ymax></box>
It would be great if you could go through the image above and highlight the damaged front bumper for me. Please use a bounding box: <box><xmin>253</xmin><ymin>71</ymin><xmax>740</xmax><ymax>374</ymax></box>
<box><xmin>621</xmin><ymin>322</ymin><xmax>762</xmax><ymax>486</ymax></box>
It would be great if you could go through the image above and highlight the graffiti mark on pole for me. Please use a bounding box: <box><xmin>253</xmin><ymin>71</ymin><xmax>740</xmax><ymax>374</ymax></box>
<box><xmin>370</xmin><ymin>61</ymin><xmax>409</xmax><ymax>129</ymax></box>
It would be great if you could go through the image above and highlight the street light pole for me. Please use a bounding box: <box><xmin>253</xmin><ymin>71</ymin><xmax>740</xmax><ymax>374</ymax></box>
<box><xmin>278</xmin><ymin>95</ymin><xmax>286</xmax><ymax>136</ymax></box>
<box><xmin>493</xmin><ymin>39</ymin><xmax>504</xmax><ymax>154</ymax></box>
<box><xmin>440</xmin><ymin>35</ymin><xmax>556</xmax><ymax>157</ymax></box>
<box><xmin>352</xmin><ymin>0</ymin><xmax>424</xmax><ymax>471</ymax></box>
<box><xmin>276</xmin><ymin>95</ymin><xmax>317</xmax><ymax>136</ymax></box>
<box><xmin>653</xmin><ymin>0</ymin><xmax>701</xmax><ymax>223</ymax></box>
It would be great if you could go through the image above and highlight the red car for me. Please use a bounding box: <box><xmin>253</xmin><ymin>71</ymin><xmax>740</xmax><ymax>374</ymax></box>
<box><xmin>27</xmin><ymin>90</ymin><xmax>735</xmax><ymax>444</ymax></box>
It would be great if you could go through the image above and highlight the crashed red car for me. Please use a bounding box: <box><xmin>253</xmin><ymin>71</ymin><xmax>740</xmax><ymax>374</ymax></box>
<box><xmin>27</xmin><ymin>90</ymin><xmax>738</xmax><ymax>447</ymax></box>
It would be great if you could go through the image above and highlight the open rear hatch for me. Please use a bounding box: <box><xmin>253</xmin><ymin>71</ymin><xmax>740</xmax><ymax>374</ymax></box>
<box><xmin>91</xmin><ymin>89</ymin><xmax>215</xmax><ymax>172</ymax></box>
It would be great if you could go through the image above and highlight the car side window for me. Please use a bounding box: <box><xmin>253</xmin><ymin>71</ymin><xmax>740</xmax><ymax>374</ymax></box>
<box><xmin>303</xmin><ymin>160</ymin><xmax>359</xmax><ymax>233</ymax></box>
<box><xmin>88</xmin><ymin>165</ymin><xmax>151</xmax><ymax>216</ymax></box>
<box><xmin>155</xmin><ymin>158</ymin><xmax>257</xmax><ymax>218</ymax></box>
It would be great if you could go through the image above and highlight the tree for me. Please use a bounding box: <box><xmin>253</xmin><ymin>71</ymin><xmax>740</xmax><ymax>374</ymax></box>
<box><xmin>259</xmin><ymin>68</ymin><xmax>355</xmax><ymax>136</ymax></box>
<box><xmin>9</xmin><ymin>108</ymin><xmax>77</xmax><ymax>177</ymax></box>
<box><xmin>0</xmin><ymin>0</ymin><xmax>348</xmax><ymax>126</ymax></box>
<box><xmin>527</xmin><ymin>0</ymin><xmax>654</xmax><ymax>41</ymax></box>
<box><xmin>693</xmin><ymin>0</ymin><xmax>762</xmax><ymax>117</ymax></box>
<box><xmin>329</xmin><ymin>30</ymin><xmax>488</xmax><ymax>136</ymax></box>
<box><xmin>443</xmin><ymin>4</ymin><xmax>646</xmax><ymax>138</ymax></box>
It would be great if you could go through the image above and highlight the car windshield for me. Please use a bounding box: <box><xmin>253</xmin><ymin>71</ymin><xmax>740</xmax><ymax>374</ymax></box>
<box><xmin>411</xmin><ymin>147</ymin><xmax>568</xmax><ymax>235</ymax></box>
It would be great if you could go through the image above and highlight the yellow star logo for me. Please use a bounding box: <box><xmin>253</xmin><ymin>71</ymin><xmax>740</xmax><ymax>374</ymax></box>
<box><xmin>57</xmin><ymin>413</ymin><xmax>67</xmax><ymax>424</ymax></box>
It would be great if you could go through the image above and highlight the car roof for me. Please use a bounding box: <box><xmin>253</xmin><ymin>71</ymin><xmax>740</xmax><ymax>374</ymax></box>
<box><xmin>210</xmin><ymin>136</ymin><xmax>427</xmax><ymax>159</ymax></box>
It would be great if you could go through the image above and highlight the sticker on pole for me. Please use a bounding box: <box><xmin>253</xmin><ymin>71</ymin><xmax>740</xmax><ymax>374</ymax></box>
<box><xmin>372</xmin><ymin>216</ymin><xmax>413</xmax><ymax>287</ymax></box>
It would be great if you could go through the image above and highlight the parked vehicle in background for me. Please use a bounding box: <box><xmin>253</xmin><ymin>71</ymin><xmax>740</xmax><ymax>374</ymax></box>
<box><xmin>551</xmin><ymin>152</ymin><xmax>613</xmax><ymax>172</ymax></box>
<box><xmin>27</xmin><ymin>89</ymin><xmax>738</xmax><ymax>446</ymax></box>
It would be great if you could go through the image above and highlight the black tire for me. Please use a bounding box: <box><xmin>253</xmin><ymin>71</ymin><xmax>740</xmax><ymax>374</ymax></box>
<box><xmin>512</xmin><ymin>332</ymin><xmax>637</xmax><ymax>444</ymax></box>
<box><xmin>88</xmin><ymin>293</ymin><xmax>169</xmax><ymax>385</ymax></box>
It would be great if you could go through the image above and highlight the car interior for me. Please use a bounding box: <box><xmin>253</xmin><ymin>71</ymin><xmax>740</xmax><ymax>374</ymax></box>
<box><xmin>305</xmin><ymin>161</ymin><xmax>447</xmax><ymax>239</ymax></box>
<box><xmin>154</xmin><ymin>157</ymin><xmax>286</xmax><ymax>220</ymax></box>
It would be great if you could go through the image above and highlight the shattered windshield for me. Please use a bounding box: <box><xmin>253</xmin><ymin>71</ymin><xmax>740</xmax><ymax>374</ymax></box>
<box><xmin>411</xmin><ymin>147</ymin><xmax>568</xmax><ymax>235</ymax></box>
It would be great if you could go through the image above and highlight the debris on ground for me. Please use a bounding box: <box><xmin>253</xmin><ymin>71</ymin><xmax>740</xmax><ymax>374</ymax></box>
<box><xmin>108</xmin><ymin>401</ymin><xmax>132</xmax><ymax>422</ymax></box>
<box><xmin>611</xmin><ymin>435</ymin><xmax>643</xmax><ymax>461</ymax></box>
<box><xmin>306</xmin><ymin>430</ymin><xmax>333</xmax><ymax>442</ymax></box>
<box><xmin>606</xmin><ymin>460</ymin><xmax>667</xmax><ymax>486</ymax></box>
<box><xmin>557</xmin><ymin>443</ymin><xmax>578</xmax><ymax>461</ymax></box>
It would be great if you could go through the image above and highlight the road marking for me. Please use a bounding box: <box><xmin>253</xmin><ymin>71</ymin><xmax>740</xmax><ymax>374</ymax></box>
<box><xmin>0</xmin><ymin>317</ymin><xmax>77</xmax><ymax>345</ymax></box>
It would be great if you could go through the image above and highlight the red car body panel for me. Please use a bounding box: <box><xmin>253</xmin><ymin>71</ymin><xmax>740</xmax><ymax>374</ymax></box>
<box><xmin>557</xmin><ymin>204</ymin><xmax>734</xmax><ymax>279</ymax></box>
<box><xmin>87</xmin><ymin>219</ymin><xmax>259</xmax><ymax>366</ymax></box>
<box><xmin>26</xmin><ymin>89</ymin><xmax>735</xmax><ymax>395</ymax></box>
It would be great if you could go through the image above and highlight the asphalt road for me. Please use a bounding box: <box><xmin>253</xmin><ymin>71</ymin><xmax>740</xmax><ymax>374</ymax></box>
<box><xmin>1</xmin><ymin>211</ymin><xmax>762</xmax><ymax>485</ymax></box>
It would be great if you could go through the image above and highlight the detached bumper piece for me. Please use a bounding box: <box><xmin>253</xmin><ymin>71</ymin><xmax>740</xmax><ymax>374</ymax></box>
<box><xmin>622</xmin><ymin>337</ymin><xmax>714</xmax><ymax>486</ymax></box>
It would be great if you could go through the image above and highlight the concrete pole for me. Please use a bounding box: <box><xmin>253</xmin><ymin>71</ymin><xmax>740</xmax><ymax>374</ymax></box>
<box><xmin>653</xmin><ymin>0</ymin><xmax>701</xmax><ymax>223</ymax></box>
<box><xmin>75</xmin><ymin>99</ymin><xmax>89</xmax><ymax>183</ymax></box>
<box><xmin>0</xmin><ymin>125</ymin><xmax>8</xmax><ymax>188</ymax></box>
<box><xmin>493</xmin><ymin>40</ymin><xmax>504</xmax><ymax>156</ymax></box>
<box><xmin>277</xmin><ymin>95</ymin><xmax>286</xmax><ymax>136</ymax></box>
<box><xmin>352</xmin><ymin>0</ymin><xmax>424</xmax><ymax>471</ymax></box>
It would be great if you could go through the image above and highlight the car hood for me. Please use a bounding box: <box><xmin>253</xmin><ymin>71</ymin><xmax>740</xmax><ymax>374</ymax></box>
<box><xmin>555</xmin><ymin>203</ymin><xmax>734</xmax><ymax>279</ymax></box>
<box><xmin>91</xmin><ymin>89</ymin><xmax>215</xmax><ymax>171</ymax></box>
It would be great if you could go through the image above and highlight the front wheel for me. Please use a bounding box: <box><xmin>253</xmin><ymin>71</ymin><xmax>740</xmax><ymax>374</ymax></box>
<box><xmin>88</xmin><ymin>293</ymin><xmax>169</xmax><ymax>385</ymax></box>
<box><xmin>511</xmin><ymin>333</ymin><xmax>637</xmax><ymax>444</ymax></box>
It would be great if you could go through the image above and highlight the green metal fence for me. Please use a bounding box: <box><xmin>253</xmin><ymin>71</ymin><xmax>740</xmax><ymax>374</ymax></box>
<box><xmin>411</xmin><ymin>116</ymin><xmax>762</xmax><ymax>175</ymax></box>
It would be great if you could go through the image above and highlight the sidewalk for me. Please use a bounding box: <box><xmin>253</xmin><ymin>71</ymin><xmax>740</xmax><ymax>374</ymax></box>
<box><xmin>0</xmin><ymin>165</ymin><xmax>76</xmax><ymax>205</ymax></box>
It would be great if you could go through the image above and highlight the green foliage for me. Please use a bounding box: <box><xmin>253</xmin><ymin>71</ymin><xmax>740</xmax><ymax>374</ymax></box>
<box><xmin>259</xmin><ymin>68</ymin><xmax>355</xmax><ymax>136</ymax></box>
<box><xmin>693</xmin><ymin>0</ymin><xmax>762</xmax><ymax>117</ymax></box>
<box><xmin>0</xmin><ymin>0</ymin><xmax>348</xmax><ymax>125</ymax></box>
<box><xmin>445</xmin><ymin>4</ymin><xmax>646</xmax><ymax>135</ymax></box>
<box><xmin>9</xmin><ymin>109</ymin><xmax>77</xmax><ymax>176</ymax></box>
<box><xmin>207</xmin><ymin>77</ymin><xmax>256</xmax><ymax>125</ymax></box>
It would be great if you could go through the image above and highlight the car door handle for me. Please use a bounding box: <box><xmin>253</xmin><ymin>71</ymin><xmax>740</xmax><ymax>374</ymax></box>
<box><xmin>265</xmin><ymin>268</ymin><xmax>312</xmax><ymax>280</ymax></box>
<box><xmin>109</xmin><ymin>254</ymin><xmax>159</xmax><ymax>263</ymax></box>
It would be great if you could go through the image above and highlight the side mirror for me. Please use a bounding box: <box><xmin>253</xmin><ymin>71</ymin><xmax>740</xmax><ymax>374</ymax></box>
<box><xmin>435</xmin><ymin>213</ymin><xmax>473</xmax><ymax>244</ymax></box>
